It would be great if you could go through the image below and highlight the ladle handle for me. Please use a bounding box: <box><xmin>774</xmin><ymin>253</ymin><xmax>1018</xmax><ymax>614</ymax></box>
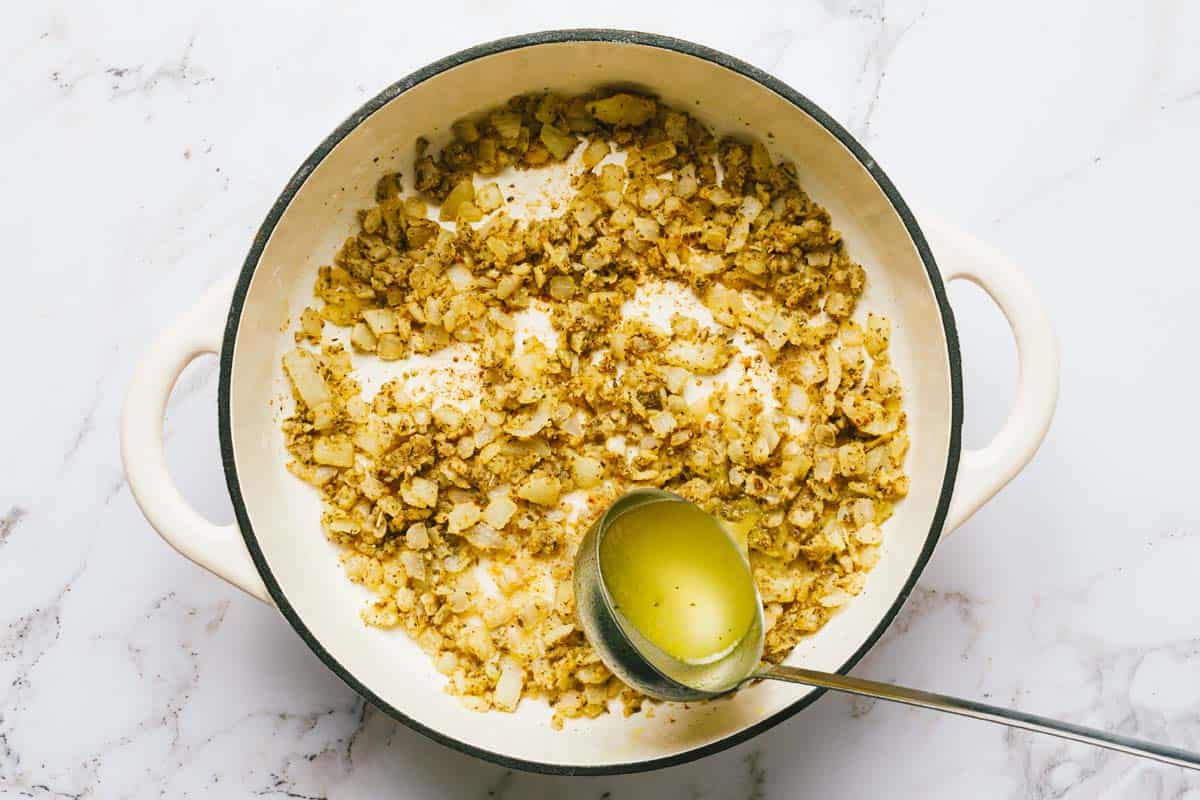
<box><xmin>755</xmin><ymin>664</ymin><xmax>1200</xmax><ymax>771</ymax></box>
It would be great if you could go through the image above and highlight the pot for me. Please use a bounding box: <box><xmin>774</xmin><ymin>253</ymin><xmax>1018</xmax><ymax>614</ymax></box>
<box><xmin>120</xmin><ymin>29</ymin><xmax>1058</xmax><ymax>775</ymax></box>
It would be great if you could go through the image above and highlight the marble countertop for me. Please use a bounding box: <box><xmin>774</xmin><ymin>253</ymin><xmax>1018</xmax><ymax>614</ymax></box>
<box><xmin>5</xmin><ymin>0</ymin><xmax>1200</xmax><ymax>797</ymax></box>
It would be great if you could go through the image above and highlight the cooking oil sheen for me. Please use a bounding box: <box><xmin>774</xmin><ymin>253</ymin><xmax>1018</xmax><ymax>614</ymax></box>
<box><xmin>599</xmin><ymin>499</ymin><xmax>758</xmax><ymax>664</ymax></box>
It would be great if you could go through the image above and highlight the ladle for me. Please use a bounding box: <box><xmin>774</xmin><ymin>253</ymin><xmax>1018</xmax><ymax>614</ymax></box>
<box><xmin>574</xmin><ymin>489</ymin><xmax>1200</xmax><ymax>770</ymax></box>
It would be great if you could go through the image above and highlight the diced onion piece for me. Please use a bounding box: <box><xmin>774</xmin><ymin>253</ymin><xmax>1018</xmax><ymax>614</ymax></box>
<box><xmin>813</xmin><ymin>452</ymin><xmax>835</xmax><ymax>482</ymax></box>
<box><xmin>507</xmin><ymin>401</ymin><xmax>552</xmax><ymax>438</ymax></box>
<box><xmin>352</xmin><ymin>418</ymin><xmax>392</xmax><ymax>457</ymax></box>
<box><xmin>287</xmin><ymin>461</ymin><xmax>338</xmax><ymax>487</ymax></box>
<box><xmin>445</xmin><ymin>584</ymin><xmax>471</xmax><ymax>612</ymax></box>
<box><xmin>751</xmin><ymin>423</ymin><xmax>781</xmax><ymax>464</ymax></box>
<box><xmin>705</xmin><ymin>186</ymin><xmax>735</xmax><ymax>207</ymax></box>
<box><xmin>576</xmin><ymin>664</ymin><xmax>608</xmax><ymax>685</ymax></box>
<box><xmin>851</xmin><ymin>498</ymin><xmax>876</xmax><ymax>527</ymax></box>
<box><xmin>855</xmin><ymin>524</ymin><xmax>882</xmax><ymax>545</ymax></box>
<box><xmin>825</xmin><ymin>521</ymin><xmax>847</xmax><ymax>552</ymax></box>
<box><xmin>312</xmin><ymin>406</ymin><xmax>335</xmax><ymax>431</ymax></box>
<box><xmin>439</xmin><ymin>178</ymin><xmax>476</xmax><ymax>222</ymax></box>
<box><xmin>788</xmin><ymin>503</ymin><xmax>815</xmax><ymax>528</ymax></box>
<box><xmin>649</xmin><ymin>411</ymin><xmax>677</xmax><ymax>436</ymax></box>
<box><xmin>299</xmin><ymin>307</ymin><xmax>323</xmax><ymax>340</ymax></box>
<box><xmin>350</xmin><ymin>322</ymin><xmax>377</xmax><ymax>353</ymax></box>
<box><xmin>447</xmin><ymin>501</ymin><xmax>482</xmax><ymax>533</ymax></box>
<box><xmin>874</xmin><ymin>365</ymin><xmax>899</xmax><ymax>394</ymax></box>
<box><xmin>435</xmin><ymin>651</ymin><xmax>458</xmax><ymax>675</ymax></box>
<box><xmin>641</xmin><ymin>141</ymin><xmax>676</xmax><ymax>164</ymax></box>
<box><xmin>406</xmin><ymin>522</ymin><xmax>430</xmax><ymax>550</ymax></box>
<box><xmin>495</xmin><ymin>274</ymin><xmax>522</xmax><ymax>300</ymax></box>
<box><xmin>840</xmin><ymin>322</ymin><xmax>864</xmax><ymax>347</ymax></box>
<box><xmin>581</xmin><ymin>139</ymin><xmax>610</xmax><ymax>169</ymax></box>
<box><xmin>539</xmin><ymin>123</ymin><xmax>576</xmax><ymax>160</ymax></box>
<box><xmin>572</xmin><ymin>456</ymin><xmax>604</xmax><ymax>489</ymax></box>
<box><xmin>842</xmin><ymin>395</ymin><xmax>899</xmax><ymax>436</ymax></box>
<box><xmin>376</xmin><ymin>496</ymin><xmax>403</xmax><ymax>520</ymax></box>
<box><xmin>456</xmin><ymin>201</ymin><xmax>483</xmax><ymax>223</ymax></box>
<box><xmin>483</xmin><ymin>604</ymin><xmax>513</xmax><ymax>629</ymax></box>
<box><xmin>483</xmin><ymin>493</ymin><xmax>517</xmax><ymax>529</ymax></box>
<box><xmin>585</xmin><ymin>93</ymin><xmax>656</xmax><ymax>126</ymax></box>
<box><xmin>762</xmin><ymin>314</ymin><xmax>790</xmax><ymax>351</ymax></box>
<box><xmin>377</xmin><ymin>333</ymin><xmax>405</xmax><ymax>361</ymax></box>
<box><xmin>739</xmin><ymin>195</ymin><xmax>763</xmax><ymax>223</ymax></box>
<box><xmin>639</xmin><ymin>184</ymin><xmax>664</xmax><ymax>210</ymax></box>
<box><xmin>759</xmin><ymin>575</ymin><xmax>798</xmax><ymax>603</ymax></box>
<box><xmin>361</xmin><ymin>308</ymin><xmax>398</xmax><ymax>336</ymax></box>
<box><xmin>433</xmin><ymin>404</ymin><xmax>463</xmax><ymax>428</ymax></box>
<box><xmin>452</xmin><ymin>117</ymin><xmax>479</xmax><ymax>143</ymax></box>
<box><xmin>465</xmin><ymin>625</ymin><xmax>494</xmax><ymax>660</ymax></box>
<box><xmin>861</xmin><ymin>416</ymin><xmax>899</xmax><ymax>436</ymax></box>
<box><xmin>558</xmin><ymin>410</ymin><xmax>584</xmax><ymax>437</ymax></box>
<box><xmin>825</xmin><ymin>291</ymin><xmax>850</xmax><ymax>317</ymax></box>
<box><xmin>444</xmin><ymin>267</ymin><xmax>473</xmax><ymax>295</ymax></box>
<box><xmin>402</xmin><ymin>477</ymin><xmax>438</xmax><ymax>508</ymax></box>
<box><xmin>572</xmin><ymin>199</ymin><xmax>601</xmax><ymax>228</ymax></box>
<box><xmin>819</xmin><ymin>588</ymin><xmax>853</xmax><ymax>608</ymax></box>
<box><xmin>493</xmin><ymin>663</ymin><xmax>525</xmax><ymax>712</ymax></box>
<box><xmin>548</xmin><ymin>275</ymin><xmax>576</xmax><ymax>300</ymax></box>
<box><xmin>660</xmin><ymin>366</ymin><xmax>690</xmax><ymax>394</ymax></box>
<box><xmin>687</xmin><ymin>250</ymin><xmax>725</xmax><ymax>276</ymax></box>
<box><xmin>725</xmin><ymin>218</ymin><xmax>750</xmax><ymax>253</ymax></box>
<box><xmin>866</xmin><ymin>313</ymin><xmax>891</xmax><ymax>355</ymax></box>
<box><xmin>785</xmin><ymin>384</ymin><xmax>809</xmax><ymax>415</ymax></box>
<box><xmin>491</xmin><ymin>111</ymin><xmax>523</xmax><ymax>141</ymax></box>
<box><xmin>610</xmin><ymin>204</ymin><xmax>635</xmax><ymax>229</ymax></box>
<box><xmin>543</xmin><ymin>622</ymin><xmax>575</xmax><ymax>647</ymax></box>
<box><xmin>663</xmin><ymin>339</ymin><xmax>731</xmax><ymax>374</ymax></box>
<box><xmin>486</xmin><ymin>236</ymin><xmax>511</xmax><ymax>263</ymax></box>
<box><xmin>476</xmin><ymin>182</ymin><xmax>503</xmax><ymax>212</ymax></box>
<box><xmin>313</xmin><ymin>436</ymin><xmax>354</xmax><ymax>468</ymax></box>
<box><xmin>825</xmin><ymin>343</ymin><xmax>842</xmax><ymax>393</ymax></box>
<box><xmin>797</xmin><ymin>356</ymin><xmax>825</xmax><ymax>385</ymax></box>
<box><xmin>675</xmin><ymin>165</ymin><xmax>698</xmax><ymax>198</ymax></box>
<box><xmin>400</xmin><ymin>549</ymin><xmax>425</xmax><ymax>583</ymax></box>
<box><xmin>517</xmin><ymin>472</ymin><xmax>560</xmax><ymax>506</ymax></box>
<box><xmin>465</xmin><ymin>523</ymin><xmax>507</xmax><ymax>551</ymax></box>
<box><xmin>633</xmin><ymin>216</ymin><xmax>660</xmax><ymax>241</ymax></box>
<box><xmin>326</xmin><ymin>516</ymin><xmax>359</xmax><ymax>535</ymax></box>
<box><xmin>282</xmin><ymin>349</ymin><xmax>331</xmax><ymax>410</ymax></box>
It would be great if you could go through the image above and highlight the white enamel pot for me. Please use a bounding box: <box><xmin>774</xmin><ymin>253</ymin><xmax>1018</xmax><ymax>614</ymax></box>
<box><xmin>120</xmin><ymin>30</ymin><xmax>1058</xmax><ymax>775</ymax></box>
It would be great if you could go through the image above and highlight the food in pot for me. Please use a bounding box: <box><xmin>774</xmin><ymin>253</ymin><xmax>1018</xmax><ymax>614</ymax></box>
<box><xmin>279</xmin><ymin>90</ymin><xmax>910</xmax><ymax>726</ymax></box>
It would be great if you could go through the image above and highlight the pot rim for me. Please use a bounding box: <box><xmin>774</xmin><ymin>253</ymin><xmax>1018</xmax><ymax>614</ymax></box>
<box><xmin>217</xmin><ymin>27</ymin><xmax>963</xmax><ymax>776</ymax></box>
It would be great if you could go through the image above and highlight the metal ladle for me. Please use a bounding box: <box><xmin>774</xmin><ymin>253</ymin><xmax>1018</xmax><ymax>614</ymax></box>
<box><xmin>574</xmin><ymin>489</ymin><xmax>1200</xmax><ymax>770</ymax></box>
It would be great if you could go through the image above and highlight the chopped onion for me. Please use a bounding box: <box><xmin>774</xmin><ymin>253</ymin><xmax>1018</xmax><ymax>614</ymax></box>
<box><xmin>465</xmin><ymin>523</ymin><xmax>507</xmax><ymax>551</ymax></box>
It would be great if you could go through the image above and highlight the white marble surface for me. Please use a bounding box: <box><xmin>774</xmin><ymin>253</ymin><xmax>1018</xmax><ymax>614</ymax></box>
<box><xmin>4</xmin><ymin>0</ymin><xmax>1200</xmax><ymax>797</ymax></box>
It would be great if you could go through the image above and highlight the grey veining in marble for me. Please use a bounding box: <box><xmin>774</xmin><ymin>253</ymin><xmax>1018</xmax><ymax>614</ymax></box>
<box><xmin>4</xmin><ymin>0</ymin><xmax>1200</xmax><ymax>797</ymax></box>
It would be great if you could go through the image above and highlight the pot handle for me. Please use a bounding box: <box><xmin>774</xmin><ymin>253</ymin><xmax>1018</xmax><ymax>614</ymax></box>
<box><xmin>120</xmin><ymin>277</ymin><xmax>272</xmax><ymax>604</ymax></box>
<box><xmin>922</xmin><ymin>215</ymin><xmax>1059</xmax><ymax>532</ymax></box>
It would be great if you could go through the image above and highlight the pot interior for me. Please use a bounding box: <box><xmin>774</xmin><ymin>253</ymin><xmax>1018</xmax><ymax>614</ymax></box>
<box><xmin>225</xmin><ymin>35</ymin><xmax>956</xmax><ymax>771</ymax></box>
